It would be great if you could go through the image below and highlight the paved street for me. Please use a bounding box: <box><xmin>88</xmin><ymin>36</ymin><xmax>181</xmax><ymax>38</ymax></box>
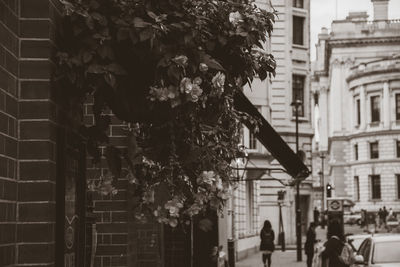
<box><xmin>236</xmin><ymin>250</ymin><xmax>308</xmax><ymax>267</ymax></box>
<box><xmin>235</xmin><ymin>224</ymin><xmax>393</xmax><ymax>267</ymax></box>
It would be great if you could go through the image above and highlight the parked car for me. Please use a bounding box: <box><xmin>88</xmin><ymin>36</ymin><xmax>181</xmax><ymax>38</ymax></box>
<box><xmin>353</xmin><ymin>234</ymin><xmax>400</xmax><ymax>267</ymax></box>
<box><xmin>346</xmin><ymin>234</ymin><xmax>371</xmax><ymax>252</ymax></box>
<box><xmin>344</xmin><ymin>211</ymin><xmax>362</xmax><ymax>225</ymax></box>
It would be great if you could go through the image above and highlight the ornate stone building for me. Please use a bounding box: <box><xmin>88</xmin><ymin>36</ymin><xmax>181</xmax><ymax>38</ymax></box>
<box><xmin>312</xmin><ymin>0</ymin><xmax>400</xmax><ymax>212</ymax></box>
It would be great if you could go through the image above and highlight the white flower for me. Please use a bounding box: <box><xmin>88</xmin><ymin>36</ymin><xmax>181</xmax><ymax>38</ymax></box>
<box><xmin>172</xmin><ymin>55</ymin><xmax>188</xmax><ymax>66</ymax></box>
<box><xmin>180</xmin><ymin>77</ymin><xmax>193</xmax><ymax>93</ymax></box>
<box><xmin>199</xmin><ymin>63</ymin><xmax>208</xmax><ymax>72</ymax></box>
<box><xmin>229</xmin><ymin>11</ymin><xmax>243</xmax><ymax>27</ymax></box>
<box><xmin>197</xmin><ymin>171</ymin><xmax>216</xmax><ymax>185</ymax></box>
<box><xmin>211</xmin><ymin>72</ymin><xmax>225</xmax><ymax>90</ymax></box>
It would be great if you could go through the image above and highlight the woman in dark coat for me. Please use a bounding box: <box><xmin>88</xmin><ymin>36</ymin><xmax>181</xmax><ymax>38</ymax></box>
<box><xmin>305</xmin><ymin>222</ymin><xmax>316</xmax><ymax>267</ymax></box>
<box><xmin>260</xmin><ymin>220</ymin><xmax>275</xmax><ymax>267</ymax></box>
<box><xmin>321</xmin><ymin>220</ymin><xmax>347</xmax><ymax>267</ymax></box>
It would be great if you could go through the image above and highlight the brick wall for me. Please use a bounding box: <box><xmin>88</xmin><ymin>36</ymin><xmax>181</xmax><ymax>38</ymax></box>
<box><xmin>0</xmin><ymin>1</ymin><xmax>190</xmax><ymax>266</ymax></box>
<box><xmin>17</xmin><ymin>0</ymin><xmax>62</xmax><ymax>266</ymax></box>
<box><xmin>0</xmin><ymin>0</ymin><xmax>19</xmax><ymax>265</ymax></box>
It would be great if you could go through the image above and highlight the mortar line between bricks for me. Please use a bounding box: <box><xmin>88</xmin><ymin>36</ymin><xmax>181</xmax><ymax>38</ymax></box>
<box><xmin>17</xmin><ymin>201</ymin><xmax>56</xmax><ymax>204</ymax></box>
<box><xmin>0</xmin><ymin>110</ymin><xmax>17</xmax><ymax>120</ymax></box>
<box><xmin>0</xmin><ymin>83</ymin><xmax>19</xmax><ymax>98</ymax></box>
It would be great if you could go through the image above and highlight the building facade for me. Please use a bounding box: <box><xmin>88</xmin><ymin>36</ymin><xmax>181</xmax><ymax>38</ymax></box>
<box><xmin>312</xmin><ymin>0</ymin><xmax>400</xmax><ymax>212</ymax></box>
<box><xmin>263</xmin><ymin>0</ymin><xmax>313</xmax><ymax>245</ymax></box>
<box><xmin>230</xmin><ymin>0</ymin><xmax>314</xmax><ymax>260</ymax></box>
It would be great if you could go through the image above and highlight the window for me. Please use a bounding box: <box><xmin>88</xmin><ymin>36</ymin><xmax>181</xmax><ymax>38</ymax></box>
<box><xmin>370</xmin><ymin>142</ymin><xmax>379</xmax><ymax>159</ymax></box>
<box><xmin>371</xmin><ymin>175</ymin><xmax>381</xmax><ymax>199</ymax></box>
<box><xmin>397</xmin><ymin>175</ymin><xmax>400</xmax><ymax>199</ymax></box>
<box><xmin>354</xmin><ymin>176</ymin><xmax>360</xmax><ymax>201</ymax></box>
<box><xmin>248</xmin><ymin>106</ymin><xmax>261</xmax><ymax>150</ymax></box>
<box><xmin>292</xmin><ymin>75</ymin><xmax>305</xmax><ymax>117</ymax></box>
<box><xmin>354</xmin><ymin>144</ymin><xmax>359</xmax><ymax>160</ymax></box>
<box><xmin>293</xmin><ymin>16</ymin><xmax>304</xmax><ymax>45</ymax></box>
<box><xmin>396</xmin><ymin>94</ymin><xmax>400</xmax><ymax>121</ymax></box>
<box><xmin>293</xmin><ymin>0</ymin><xmax>304</xmax><ymax>8</ymax></box>
<box><xmin>356</xmin><ymin>99</ymin><xmax>361</xmax><ymax>125</ymax></box>
<box><xmin>370</xmin><ymin>96</ymin><xmax>380</xmax><ymax>123</ymax></box>
<box><xmin>397</xmin><ymin>140</ymin><xmax>400</xmax><ymax>158</ymax></box>
<box><xmin>246</xmin><ymin>181</ymin><xmax>254</xmax><ymax>231</ymax></box>
<box><xmin>249</xmin><ymin>132</ymin><xmax>257</xmax><ymax>150</ymax></box>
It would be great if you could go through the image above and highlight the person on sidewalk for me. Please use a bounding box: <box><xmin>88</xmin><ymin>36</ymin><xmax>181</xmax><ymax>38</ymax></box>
<box><xmin>305</xmin><ymin>222</ymin><xmax>316</xmax><ymax>267</ymax></box>
<box><xmin>260</xmin><ymin>220</ymin><xmax>275</xmax><ymax>267</ymax></box>
<box><xmin>314</xmin><ymin>208</ymin><xmax>320</xmax><ymax>226</ymax></box>
<box><xmin>321</xmin><ymin>220</ymin><xmax>348</xmax><ymax>267</ymax></box>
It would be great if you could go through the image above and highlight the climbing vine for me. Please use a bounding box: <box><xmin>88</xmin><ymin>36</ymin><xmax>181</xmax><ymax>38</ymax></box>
<box><xmin>55</xmin><ymin>0</ymin><xmax>276</xmax><ymax>227</ymax></box>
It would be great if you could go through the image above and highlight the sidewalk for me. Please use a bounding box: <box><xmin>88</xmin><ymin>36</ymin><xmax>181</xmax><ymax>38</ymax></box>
<box><xmin>236</xmin><ymin>226</ymin><xmax>327</xmax><ymax>267</ymax></box>
<box><xmin>236</xmin><ymin>250</ymin><xmax>308</xmax><ymax>267</ymax></box>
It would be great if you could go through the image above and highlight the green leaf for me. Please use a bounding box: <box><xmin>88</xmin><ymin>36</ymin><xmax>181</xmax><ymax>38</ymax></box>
<box><xmin>106</xmin><ymin>63</ymin><xmax>127</xmax><ymax>75</ymax></box>
<box><xmin>133</xmin><ymin>17</ymin><xmax>151</xmax><ymax>28</ymax></box>
<box><xmin>104</xmin><ymin>73</ymin><xmax>116</xmax><ymax>88</ymax></box>
<box><xmin>139</xmin><ymin>28</ymin><xmax>153</xmax><ymax>42</ymax></box>
<box><xmin>87</xmin><ymin>64</ymin><xmax>104</xmax><ymax>74</ymax></box>
<box><xmin>82</xmin><ymin>51</ymin><xmax>93</xmax><ymax>63</ymax></box>
<box><xmin>200</xmin><ymin>53</ymin><xmax>225</xmax><ymax>71</ymax></box>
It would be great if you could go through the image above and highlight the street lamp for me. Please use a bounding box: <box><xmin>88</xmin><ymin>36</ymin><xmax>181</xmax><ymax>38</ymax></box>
<box><xmin>291</xmin><ymin>99</ymin><xmax>302</xmax><ymax>262</ymax></box>
<box><xmin>319</xmin><ymin>152</ymin><xmax>326</xmax><ymax>229</ymax></box>
<box><xmin>277</xmin><ymin>190</ymin><xmax>286</xmax><ymax>251</ymax></box>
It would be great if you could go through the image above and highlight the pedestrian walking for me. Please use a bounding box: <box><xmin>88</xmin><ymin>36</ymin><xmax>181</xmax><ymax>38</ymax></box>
<box><xmin>383</xmin><ymin>206</ymin><xmax>388</xmax><ymax>228</ymax></box>
<box><xmin>305</xmin><ymin>222</ymin><xmax>316</xmax><ymax>267</ymax></box>
<box><xmin>260</xmin><ymin>220</ymin><xmax>275</xmax><ymax>267</ymax></box>
<box><xmin>314</xmin><ymin>207</ymin><xmax>320</xmax><ymax>226</ymax></box>
<box><xmin>378</xmin><ymin>208</ymin><xmax>384</xmax><ymax>228</ymax></box>
<box><xmin>321</xmin><ymin>220</ymin><xmax>353</xmax><ymax>267</ymax></box>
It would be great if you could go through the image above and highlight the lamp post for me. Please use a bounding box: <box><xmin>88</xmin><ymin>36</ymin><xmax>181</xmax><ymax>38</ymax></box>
<box><xmin>291</xmin><ymin>99</ymin><xmax>302</xmax><ymax>262</ymax></box>
<box><xmin>319</xmin><ymin>153</ymin><xmax>326</xmax><ymax>229</ymax></box>
<box><xmin>277</xmin><ymin>190</ymin><xmax>286</xmax><ymax>251</ymax></box>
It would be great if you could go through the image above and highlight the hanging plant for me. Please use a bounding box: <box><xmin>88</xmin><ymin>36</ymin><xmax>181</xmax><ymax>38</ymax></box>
<box><xmin>55</xmin><ymin>0</ymin><xmax>276</xmax><ymax>227</ymax></box>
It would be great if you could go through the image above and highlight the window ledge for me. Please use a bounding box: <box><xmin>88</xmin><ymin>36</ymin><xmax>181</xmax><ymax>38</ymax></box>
<box><xmin>292</xmin><ymin>44</ymin><xmax>307</xmax><ymax>50</ymax></box>
<box><xmin>369</xmin><ymin>122</ymin><xmax>380</xmax><ymax>127</ymax></box>
<box><xmin>291</xmin><ymin>117</ymin><xmax>308</xmax><ymax>122</ymax></box>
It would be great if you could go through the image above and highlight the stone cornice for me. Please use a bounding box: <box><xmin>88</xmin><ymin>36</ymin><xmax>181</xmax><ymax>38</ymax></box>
<box><xmin>330</xmin><ymin>158</ymin><xmax>400</xmax><ymax>167</ymax></box>
<box><xmin>329</xmin><ymin>128</ymin><xmax>400</xmax><ymax>141</ymax></box>
<box><xmin>347</xmin><ymin>68</ymin><xmax>400</xmax><ymax>84</ymax></box>
<box><xmin>328</xmin><ymin>36</ymin><xmax>400</xmax><ymax>48</ymax></box>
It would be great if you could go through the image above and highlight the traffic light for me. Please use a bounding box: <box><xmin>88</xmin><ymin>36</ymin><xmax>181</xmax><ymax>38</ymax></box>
<box><xmin>326</xmin><ymin>183</ymin><xmax>332</xmax><ymax>198</ymax></box>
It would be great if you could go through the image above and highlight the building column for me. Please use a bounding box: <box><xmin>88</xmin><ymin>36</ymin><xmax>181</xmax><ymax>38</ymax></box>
<box><xmin>383</xmin><ymin>81</ymin><xmax>390</xmax><ymax>129</ymax></box>
<box><xmin>359</xmin><ymin>85</ymin><xmax>366</xmax><ymax>130</ymax></box>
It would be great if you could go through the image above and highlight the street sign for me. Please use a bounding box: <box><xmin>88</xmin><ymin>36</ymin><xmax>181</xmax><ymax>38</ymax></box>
<box><xmin>327</xmin><ymin>199</ymin><xmax>343</xmax><ymax>212</ymax></box>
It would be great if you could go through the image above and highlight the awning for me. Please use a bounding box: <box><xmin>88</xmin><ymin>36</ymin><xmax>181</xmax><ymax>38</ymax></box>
<box><xmin>234</xmin><ymin>91</ymin><xmax>310</xmax><ymax>179</ymax></box>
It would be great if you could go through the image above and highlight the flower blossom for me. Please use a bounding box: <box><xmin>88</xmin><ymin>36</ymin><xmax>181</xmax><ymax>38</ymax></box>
<box><xmin>180</xmin><ymin>77</ymin><xmax>193</xmax><ymax>93</ymax></box>
<box><xmin>199</xmin><ymin>63</ymin><xmax>208</xmax><ymax>72</ymax></box>
<box><xmin>197</xmin><ymin>171</ymin><xmax>216</xmax><ymax>185</ymax></box>
<box><xmin>229</xmin><ymin>11</ymin><xmax>243</xmax><ymax>27</ymax></box>
<box><xmin>165</xmin><ymin>197</ymin><xmax>184</xmax><ymax>217</ymax></box>
<box><xmin>211</xmin><ymin>72</ymin><xmax>226</xmax><ymax>90</ymax></box>
<box><xmin>171</xmin><ymin>55</ymin><xmax>188</xmax><ymax>67</ymax></box>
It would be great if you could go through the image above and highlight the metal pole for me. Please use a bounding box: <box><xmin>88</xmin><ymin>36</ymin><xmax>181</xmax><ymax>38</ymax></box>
<box><xmin>320</xmin><ymin>154</ymin><xmax>325</xmax><ymax>229</ymax></box>
<box><xmin>294</xmin><ymin>101</ymin><xmax>302</xmax><ymax>262</ymax></box>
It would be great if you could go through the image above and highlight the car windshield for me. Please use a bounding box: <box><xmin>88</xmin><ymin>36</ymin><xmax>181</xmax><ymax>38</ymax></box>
<box><xmin>373</xmin><ymin>241</ymin><xmax>400</xmax><ymax>263</ymax></box>
<box><xmin>352</xmin><ymin>238</ymin><xmax>365</xmax><ymax>251</ymax></box>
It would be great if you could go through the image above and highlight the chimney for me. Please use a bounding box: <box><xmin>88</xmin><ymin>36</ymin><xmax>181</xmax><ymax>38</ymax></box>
<box><xmin>371</xmin><ymin>0</ymin><xmax>389</xmax><ymax>21</ymax></box>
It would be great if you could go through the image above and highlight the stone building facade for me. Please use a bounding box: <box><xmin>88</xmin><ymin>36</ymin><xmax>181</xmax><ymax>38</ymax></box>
<box><xmin>228</xmin><ymin>1</ymin><xmax>314</xmax><ymax>261</ymax></box>
<box><xmin>311</xmin><ymin>0</ymin><xmax>400</xmax><ymax>212</ymax></box>
<box><xmin>261</xmin><ymin>0</ymin><xmax>313</xmax><ymax>245</ymax></box>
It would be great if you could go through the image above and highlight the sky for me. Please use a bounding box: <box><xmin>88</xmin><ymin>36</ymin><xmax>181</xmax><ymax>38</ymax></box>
<box><xmin>310</xmin><ymin>0</ymin><xmax>400</xmax><ymax>60</ymax></box>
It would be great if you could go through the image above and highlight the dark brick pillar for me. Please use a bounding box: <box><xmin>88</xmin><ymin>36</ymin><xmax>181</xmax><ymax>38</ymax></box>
<box><xmin>16</xmin><ymin>0</ymin><xmax>61</xmax><ymax>266</ymax></box>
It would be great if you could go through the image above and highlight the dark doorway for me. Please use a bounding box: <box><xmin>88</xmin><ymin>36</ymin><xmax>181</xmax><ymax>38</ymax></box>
<box><xmin>300</xmin><ymin>195</ymin><xmax>310</xmax><ymax>235</ymax></box>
